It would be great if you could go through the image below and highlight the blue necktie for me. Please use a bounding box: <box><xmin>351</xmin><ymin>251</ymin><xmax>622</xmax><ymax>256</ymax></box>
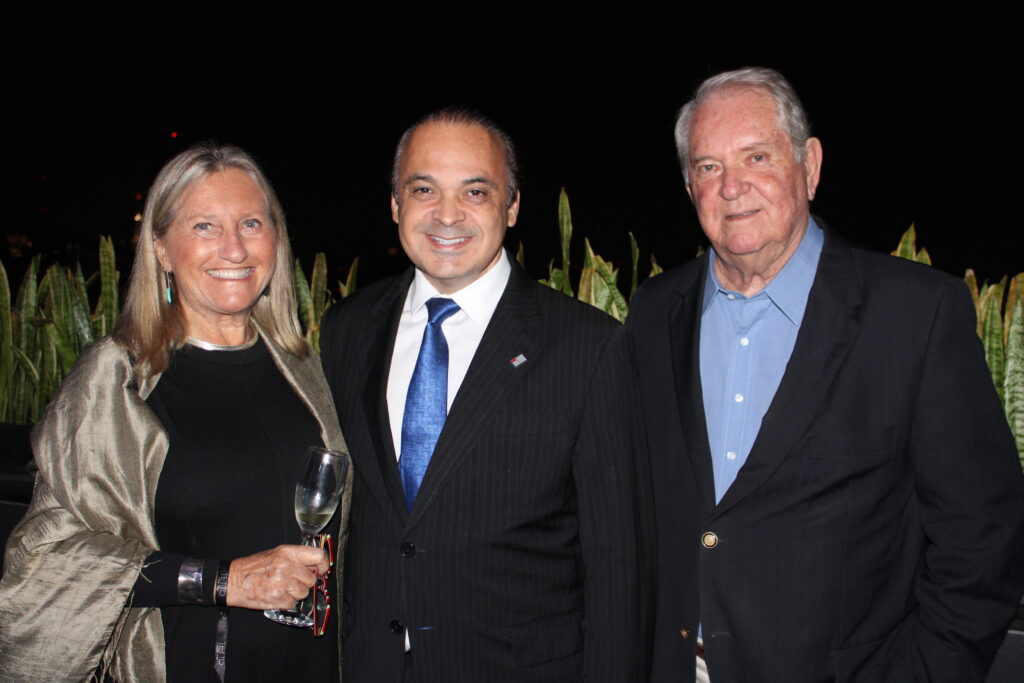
<box><xmin>400</xmin><ymin>297</ymin><xmax>461</xmax><ymax>511</ymax></box>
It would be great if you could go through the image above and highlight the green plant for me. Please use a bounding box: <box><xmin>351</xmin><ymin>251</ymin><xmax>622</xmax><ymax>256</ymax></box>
<box><xmin>890</xmin><ymin>224</ymin><xmax>932</xmax><ymax>265</ymax></box>
<box><xmin>0</xmin><ymin>237</ymin><xmax>119</xmax><ymax>424</ymax></box>
<box><xmin>5</xmin><ymin>215</ymin><xmax>1021</xmax><ymax>469</ymax></box>
<box><xmin>535</xmin><ymin>189</ymin><xmax>661</xmax><ymax>322</ymax></box>
<box><xmin>893</xmin><ymin>226</ymin><xmax>1023</xmax><ymax>463</ymax></box>
<box><xmin>295</xmin><ymin>254</ymin><xmax>358</xmax><ymax>353</ymax></box>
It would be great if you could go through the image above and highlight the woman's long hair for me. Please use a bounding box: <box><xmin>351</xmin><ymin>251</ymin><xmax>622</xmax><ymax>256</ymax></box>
<box><xmin>113</xmin><ymin>142</ymin><xmax>308</xmax><ymax>379</ymax></box>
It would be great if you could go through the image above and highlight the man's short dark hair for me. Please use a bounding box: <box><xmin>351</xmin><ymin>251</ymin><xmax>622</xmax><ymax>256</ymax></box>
<box><xmin>391</xmin><ymin>107</ymin><xmax>520</xmax><ymax>208</ymax></box>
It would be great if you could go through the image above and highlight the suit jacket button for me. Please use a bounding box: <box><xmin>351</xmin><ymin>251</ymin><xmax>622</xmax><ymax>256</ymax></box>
<box><xmin>390</xmin><ymin>619</ymin><xmax>404</xmax><ymax>634</ymax></box>
<box><xmin>401</xmin><ymin>542</ymin><xmax>416</xmax><ymax>558</ymax></box>
<box><xmin>679</xmin><ymin>628</ymin><xmax>689</xmax><ymax>639</ymax></box>
<box><xmin>701</xmin><ymin>531</ymin><xmax>719</xmax><ymax>548</ymax></box>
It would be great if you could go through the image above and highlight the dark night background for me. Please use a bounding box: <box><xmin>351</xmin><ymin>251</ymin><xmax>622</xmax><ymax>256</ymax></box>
<box><xmin>3</xmin><ymin>43</ymin><xmax>1019</xmax><ymax>296</ymax></box>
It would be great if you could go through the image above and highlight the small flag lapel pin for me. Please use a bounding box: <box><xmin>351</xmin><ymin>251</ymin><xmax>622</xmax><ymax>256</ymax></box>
<box><xmin>510</xmin><ymin>354</ymin><xmax>527</xmax><ymax>368</ymax></box>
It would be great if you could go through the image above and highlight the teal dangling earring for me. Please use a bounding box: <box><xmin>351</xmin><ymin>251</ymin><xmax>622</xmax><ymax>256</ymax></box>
<box><xmin>164</xmin><ymin>270</ymin><xmax>174</xmax><ymax>305</ymax></box>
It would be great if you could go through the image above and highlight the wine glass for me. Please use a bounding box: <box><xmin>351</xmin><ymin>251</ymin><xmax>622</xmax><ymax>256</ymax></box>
<box><xmin>264</xmin><ymin>446</ymin><xmax>349</xmax><ymax>627</ymax></box>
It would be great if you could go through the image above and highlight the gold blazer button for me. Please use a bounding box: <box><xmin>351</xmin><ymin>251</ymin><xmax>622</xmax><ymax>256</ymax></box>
<box><xmin>701</xmin><ymin>531</ymin><xmax>719</xmax><ymax>548</ymax></box>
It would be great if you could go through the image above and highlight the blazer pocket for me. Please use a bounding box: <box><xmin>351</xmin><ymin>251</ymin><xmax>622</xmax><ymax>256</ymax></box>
<box><xmin>507</xmin><ymin>611</ymin><xmax>583</xmax><ymax>668</ymax></box>
<box><xmin>829</xmin><ymin>616</ymin><xmax>913</xmax><ymax>682</ymax></box>
<box><xmin>804</xmin><ymin>425</ymin><xmax>897</xmax><ymax>465</ymax></box>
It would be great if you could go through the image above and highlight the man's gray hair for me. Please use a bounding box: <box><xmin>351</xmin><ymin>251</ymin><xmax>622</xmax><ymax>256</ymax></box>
<box><xmin>674</xmin><ymin>67</ymin><xmax>812</xmax><ymax>184</ymax></box>
<box><xmin>391</xmin><ymin>107</ymin><xmax>520</xmax><ymax>208</ymax></box>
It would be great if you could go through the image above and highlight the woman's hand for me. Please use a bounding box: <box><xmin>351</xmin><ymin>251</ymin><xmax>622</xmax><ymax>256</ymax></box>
<box><xmin>226</xmin><ymin>545</ymin><xmax>329</xmax><ymax>610</ymax></box>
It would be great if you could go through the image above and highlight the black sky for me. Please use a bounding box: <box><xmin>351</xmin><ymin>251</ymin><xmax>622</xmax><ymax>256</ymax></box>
<box><xmin>3</xmin><ymin>43</ymin><xmax>1019</xmax><ymax>293</ymax></box>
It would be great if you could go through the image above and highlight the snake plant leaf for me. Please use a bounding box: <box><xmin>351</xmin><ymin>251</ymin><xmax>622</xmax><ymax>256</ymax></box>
<box><xmin>339</xmin><ymin>258</ymin><xmax>359</xmax><ymax>300</ymax></box>
<box><xmin>294</xmin><ymin>257</ymin><xmax>313</xmax><ymax>339</ymax></box>
<box><xmin>10</xmin><ymin>345</ymin><xmax>40</xmax><ymax>425</ymax></box>
<box><xmin>303</xmin><ymin>253</ymin><xmax>330</xmax><ymax>353</ymax></box>
<box><xmin>42</xmin><ymin>268</ymin><xmax>85</xmax><ymax>374</ymax></box>
<box><xmin>1004</xmin><ymin>298</ymin><xmax>1024</xmax><ymax>458</ymax></box>
<box><xmin>629</xmin><ymin>233</ymin><xmax>639</xmax><ymax>298</ymax></box>
<box><xmin>36</xmin><ymin>326</ymin><xmax>58</xmax><ymax>420</ymax></box>
<box><xmin>963</xmin><ymin>269</ymin><xmax>980</xmax><ymax>332</ymax></box>
<box><xmin>963</xmin><ymin>269</ymin><xmax>979</xmax><ymax>300</ymax></box>
<box><xmin>583</xmin><ymin>238</ymin><xmax>596</xmax><ymax>271</ymax></box>
<box><xmin>538</xmin><ymin>260</ymin><xmax>553</xmax><ymax>290</ymax></box>
<box><xmin>649</xmin><ymin>254</ymin><xmax>664</xmax><ymax>278</ymax></box>
<box><xmin>68</xmin><ymin>272</ymin><xmax>94</xmax><ymax>349</ymax></box>
<box><xmin>1003</xmin><ymin>273</ymin><xmax>1023</xmax><ymax>347</ymax></box>
<box><xmin>549</xmin><ymin>268</ymin><xmax>571</xmax><ymax>295</ymax></box>
<box><xmin>311</xmin><ymin>253</ymin><xmax>328</xmax><ymax>322</ymax></box>
<box><xmin>980</xmin><ymin>284</ymin><xmax>1006</xmax><ymax>401</ymax></box>
<box><xmin>892</xmin><ymin>226</ymin><xmax>932</xmax><ymax>265</ymax></box>
<box><xmin>73</xmin><ymin>262</ymin><xmax>89</xmax><ymax>312</ymax></box>
<box><xmin>891</xmin><ymin>224</ymin><xmax>918</xmax><ymax>261</ymax></box>
<box><xmin>541</xmin><ymin>260</ymin><xmax>572</xmax><ymax>295</ymax></box>
<box><xmin>977</xmin><ymin>280</ymin><xmax>993</xmax><ymax>339</ymax></box>
<box><xmin>578</xmin><ymin>267</ymin><xmax>614</xmax><ymax>316</ymax></box>
<box><xmin>93</xmin><ymin>235</ymin><xmax>119</xmax><ymax>337</ymax></box>
<box><xmin>557</xmin><ymin>189</ymin><xmax>572</xmax><ymax>279</ymax></box>
<box><xmin>8</xmin><ymin>256</ymin><xmax>42</xmax><ymax>423</ymax></box>
<box><xmin>545</xmin><ymin>190</ymin><xmax>573</xmax><ymax>296</ymax></box>
<box><xmin>15</xmin><ymin>256</ymin><xmax>40</xmax><ymax>347</ymax></box>
<box><xmin>47</xmin><ymin>263</ymin><xmax>92</xmax><ymax>353</ymax></box>
<box><xmin>1</xmin><ymin>259</ymin><xmax>13</xmax><ymax>419</ymax></box>
<box><xmin>40</xmin><ymin>266</ymin><xmax>70</xmax><ymax>351</ymax></box>
<box><xmin>515</xmin><ymin>242</ymin><xmax>525</xmax><ymax>269</ymax></box>
<box><xmin>596</xmin><ymin>267</ymin><xmax>628</xmax><ymax>322</ymax></box>
<box><xmin>12</xmin><ymin>346</ymin><xmax>40</xmax><ymax>385</ymax></box>
<box><xmin>585</xmin><ymin>241</ymin><xmax>628</xmax><ymax>321</ymax></box>
<box><xmin>576</xmin><ymin>267</ymin><xmax>595</xmax><ymax>307</ymax></box>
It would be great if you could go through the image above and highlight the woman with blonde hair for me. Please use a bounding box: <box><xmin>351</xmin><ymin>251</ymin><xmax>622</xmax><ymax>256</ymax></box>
<box><xmin>0</xmin><ymin>142</ymin><xmax>350</xmax><ymax>682</ymax></box>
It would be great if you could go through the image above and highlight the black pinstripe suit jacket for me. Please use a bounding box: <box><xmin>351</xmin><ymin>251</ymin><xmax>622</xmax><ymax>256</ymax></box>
<box><xmin>628</xmin><ymin>228</ymin><xmax>1024</xmax><ymax>683</ymax></box>
<box><xmin>320</xmin><ymin>258</ymin><xmax>652</xmax><ymax>682</ymax></box>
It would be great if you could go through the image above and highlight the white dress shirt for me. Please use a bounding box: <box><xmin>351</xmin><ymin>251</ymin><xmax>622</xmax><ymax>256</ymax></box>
<box><xmin>386</xmin><ymin>253</ymin><xmax>511</xmax><ymax>652</ymax></box>
<box><xmin>386</xmin><ymin>252</ymin><xmax>512</xmax><ymax>462</ymax></box>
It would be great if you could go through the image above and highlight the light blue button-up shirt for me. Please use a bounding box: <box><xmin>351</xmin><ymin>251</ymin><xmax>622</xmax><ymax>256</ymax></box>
<box><xmin>699</xmin><ymin>219</ymin><xmax>824</xmax><ymax>503</ymax></box>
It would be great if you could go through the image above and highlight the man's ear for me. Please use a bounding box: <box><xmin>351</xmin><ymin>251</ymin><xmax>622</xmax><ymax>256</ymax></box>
<box><xmin>803</xmin><ymin>137</ymin><xmax>823</xmax><ymax>201</ymax></box>
<box><xmin>506</xmin><ymin>191</ymin><xmax>521</xmax><ymax>228</ymax></box>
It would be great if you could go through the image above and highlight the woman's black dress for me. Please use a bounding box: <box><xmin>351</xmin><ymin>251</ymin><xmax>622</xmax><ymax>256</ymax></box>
<box><xmin>135</xmin><ymin>339</ymin><xmax>340</xmax><ymax>682</ymax></box>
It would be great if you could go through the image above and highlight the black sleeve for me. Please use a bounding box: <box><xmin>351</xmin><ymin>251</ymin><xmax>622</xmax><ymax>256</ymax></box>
<box><xmin>131</xmin><ymin>552</ymin><xmax>219</xmax><ymax>607</ymax></box>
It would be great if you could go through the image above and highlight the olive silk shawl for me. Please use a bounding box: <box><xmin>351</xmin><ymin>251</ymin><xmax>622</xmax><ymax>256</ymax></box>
<box><xmin>0</xmin><ymin>330</ymin><xmax>350</xmax><ymax>682</ymax></box>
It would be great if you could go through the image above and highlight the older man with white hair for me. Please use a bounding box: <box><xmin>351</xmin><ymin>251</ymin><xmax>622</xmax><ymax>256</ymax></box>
<box><xmin>628</xmin><ymin>66</ymin><xmax>1024</xmax><ymax>682</ymax></box>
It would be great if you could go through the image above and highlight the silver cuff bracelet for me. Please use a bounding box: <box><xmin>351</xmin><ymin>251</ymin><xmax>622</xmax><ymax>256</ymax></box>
<box><xmin>177</xmin><ymin>558</ymin><xmax>206</xmax><ymax>604</ymax></box>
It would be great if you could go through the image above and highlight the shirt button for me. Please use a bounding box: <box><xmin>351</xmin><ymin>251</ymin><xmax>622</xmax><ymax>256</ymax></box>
<box><xmin>726</xmin><ymin>451</ymin><xmax>737</xmax><ymax>460</ymax></box>
<box><xmin>734</xmin><ymin>393</ymin><xmax>744</xmax><ymax>403</ymax></box>
<box><xmin>400</xmin><ymin>542</ymin><xmax>416</xmax><ymax>558</ymax></box>
<box><xmin>726</xmin><ymin>294</ymin><xmax>736</xmax><ymax>300</ymax></box>
<box><xmin>740</xmin><ymin>337</ymin><xmax>749</xmax><ymax>346</ymax></box>
<box><xmin>390</xmin><ymin>619</ymin><xmax>404</xmax><ymax>634</ymax></box>
<box><xmin>701</xmin><ymin>532</ymin><xmax>719</xmax><ymax>549</ymax></box>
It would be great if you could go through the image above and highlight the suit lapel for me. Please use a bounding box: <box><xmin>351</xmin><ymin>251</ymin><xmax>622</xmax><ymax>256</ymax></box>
<box><xmin>406</xmin><ymin>262</ymin><xmax>542</xmax><ymax>530</ymax></box>
<box><xmin>354</xmin><ymin>273</ymin><xmax>413</xmax><ymax>522</ymax></box>
<box><xmin>669</xmin><ymin>255</ymin><xmax>717</xmax><ymax>514</ymax></box>
<box><xmin>714</xmin><ymin>229</ymin><xmax>862</xmax><ymax>517</ymax></box>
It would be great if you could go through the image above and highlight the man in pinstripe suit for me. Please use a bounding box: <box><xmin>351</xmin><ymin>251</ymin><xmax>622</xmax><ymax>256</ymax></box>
<box><xmin>320</xmin><ymin>108</ymin><xmax>651</xmax><ymax>682</ymax></box>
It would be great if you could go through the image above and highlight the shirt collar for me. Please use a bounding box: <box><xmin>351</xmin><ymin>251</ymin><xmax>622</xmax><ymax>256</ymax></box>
<box><xmin>702</xmin><ymin>217</ymin><xmax>824</xmax><ymax>326</ymax></box>
<box><xmin>407</xmin><ymin>250</ymin><xmax>512</xmax><ymax>325</ymax></box>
